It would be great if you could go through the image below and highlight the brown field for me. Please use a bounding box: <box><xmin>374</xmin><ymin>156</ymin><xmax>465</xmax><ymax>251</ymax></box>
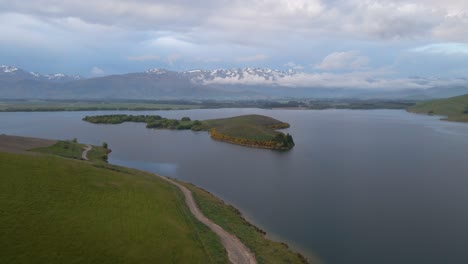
<box><xmin>0</xmin><ymin>135</ymin><xmax>56</xmax><ymax>155</ymax></box>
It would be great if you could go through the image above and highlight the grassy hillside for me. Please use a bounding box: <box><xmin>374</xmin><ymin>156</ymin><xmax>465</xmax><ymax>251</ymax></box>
<box><xmin>408</xmin><ymin>94</ymin><xmax>468</xmax><ymax>122</ymax></box>
<box><xmin>0</xmin><ymin>136</ymin><xmax>313</xmax><ymax>263</ymax></box>
<box><xmin>0</xmin><ymin>152</ymin><xmax>227</xmax><ymax>263</ymax></box>
<box><xmin>33</xmin><ymin>140</ymin><xmax>110</xmax><ymax>164</ymax></box>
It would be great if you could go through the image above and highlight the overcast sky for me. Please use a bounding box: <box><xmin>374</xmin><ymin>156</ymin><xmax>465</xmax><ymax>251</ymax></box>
<box><xmin>1</xmin><ymin>0</ymin><xmax>467</xmax><ymax>80</ymax></box>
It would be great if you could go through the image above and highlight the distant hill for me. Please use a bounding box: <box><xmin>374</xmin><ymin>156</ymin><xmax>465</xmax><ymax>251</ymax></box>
<box><xmin>1</xmin><ymin>65</ymin><xmax>468</xmax><ymax>100</ymax></box>
<box><xmin>408</xmin><ymin>94</ymin><xmax>468</xmax><ymax>122</ymax></box>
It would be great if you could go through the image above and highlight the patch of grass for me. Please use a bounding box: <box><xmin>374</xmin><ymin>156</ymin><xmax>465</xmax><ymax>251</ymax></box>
<box><xmin>408</xmin><ymin>94</ymin><xmax>468</xmax><ymax>122</ymax></box>
<box><xmin>203</xmin><ymin>115</ymin><xmax>289</xmax><ymax>141</ymax></box>
<box><xmin>180</xmin><ymin>182</ymin><xmax>314</xmax><ymax>264</ymax></box>
<box><xmin>32</xmin><ymin>140</ymin><xmax>110</xmax><ymax>165</ymax></box>
<box><xmin>32</xmin><ymin>140</ymin><xmax>85</xmax><ymax>160</ymax></box>
<box><xmin>203</xmin><ymin>115</ymin><xmax>294</xmax><ymax>150</ymax></box>
<box><xmin>0</xmin><ymin>152</ymin><xmax>227</xmax><ymax>264</ymax></box>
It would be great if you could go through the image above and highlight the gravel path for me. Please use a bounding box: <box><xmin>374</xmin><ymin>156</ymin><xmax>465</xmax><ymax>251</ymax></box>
<box><xmin>81</xmin><ymin>145</ymin><xmax>92</xmax><ymax>160</ymax></box>
<box><xmin>160</xmin><ymin>177</ymin><xmax>257</xmax><ymax>264</ymax></box>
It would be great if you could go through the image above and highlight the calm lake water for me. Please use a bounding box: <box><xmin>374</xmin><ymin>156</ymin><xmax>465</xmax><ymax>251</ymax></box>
<box><xmin>2</xmin><ymin>109</ymin><xmax>468</xmax><ymax>264</ymax></box>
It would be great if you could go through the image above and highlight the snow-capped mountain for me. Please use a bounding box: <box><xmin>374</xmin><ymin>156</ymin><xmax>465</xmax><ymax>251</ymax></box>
<box><xmin>181</xmin><ymin>68</ymin><xmax>297</xmax><ymax>84</ymax></box>
<box><xmin>143</xmin><ymin>67</ymin><xmax>299</xmax><ymax>85</ymax></box>
<box><xmin>0</xmin><ymin>65</ymin><xmax>84</xmax><ymax>82</ymax></box>
<box><xmin>1</xmin><ymin>65</ymin><xmax>467</xmax><ymax>100</ymax></box>
<box><xmin>0</xmin><ymin>65</ymin><xmax>19</xmax><ymax>73</ymax></box>
<box><xmin>44</xmin><ymin>73</ymin><xmax>84</xmax><ymax>82</ymax></box>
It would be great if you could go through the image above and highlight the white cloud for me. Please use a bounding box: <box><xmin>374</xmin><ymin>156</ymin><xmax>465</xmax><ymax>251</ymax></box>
<box><xmin>91</xmin><ymin>66</ymin><xmax>104</xmax><ymax>75</ymax></box>
<box><xmin>127</xmin><ymin>55</ymin><xmax>161</xmax><ymax>61</ymax></box>
<box><xmin>203</xmin><ymin>69</ymin><xmax>468</xmax><ymax>90</ymax></box>
<box><xmin>284</xmin><ymin>62</ymin><xmax>304</xmax><ymax>70</ymax></box>
<box><xmin>167</xmin><ymin>53</ymin><xmax>182</xmax><ymax>65</ymax></box>
<box><xmin>235</xmin><ymin>54</ymin><xmax>268</xmax><ymax>62</ymax></box>
<box><xmin>2</xmin><ymin>0</ymin><xmax>468</xmax><ymax>45</ymax></box>
<box><xmin>315</xmin><ymin>51</ymin><xmax>369</xmax><ymax>70</ymax></box>
<box><xmin>411</xmin><ymin>43</ymin><xmax>468</xmax><ymax>55</ymax></box>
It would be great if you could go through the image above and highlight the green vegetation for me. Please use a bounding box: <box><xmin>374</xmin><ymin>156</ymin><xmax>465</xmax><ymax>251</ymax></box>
<box><xmin>83</xmin><ymin>114</ymin><xmax>295</xmax><ymax>150</ymax></box>
<box><xmin>0</xmin><ymin>136</ymin><xmax>311</xmax><ymax>263</ymax></box>
<box><xmin>83</xmin><ymin>114</ymin><xmax>204</xmax><ymax>131</ymax></box>
<box><xmin>407</xmin><ymin>94</ymin><xmax>468</xmax><ymax>122</ymax></box>
<box><xmin>180</xmin><ymin>182</ymin><xmax>313</xmax><ymax>264</ymax></box>
<box><xmin>0</xmin><ymin>151</ymin><xmax>228</xmax><ymax>263</ymax></box>
<box><xmin>33</xmin><ymin>140</ymin><xmax>86</xmax><ymax>160</ymax></box>
<box><xmin>32</xmin><ymin>140</ymin><xmax>109</xmax><ymax>164</ymax></box>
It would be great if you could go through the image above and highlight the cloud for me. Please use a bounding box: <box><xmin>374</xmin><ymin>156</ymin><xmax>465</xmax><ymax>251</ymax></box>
<box><xmin>167</xmin><ymin>53</ymin><xmax>182</xmax><ymax>65</ymax></box>
<box><xmin>284</xmin><ymin>62</ymin><xmax>304</xmax><ymax>70</ymax></box>
<box><xmin>203</xmin><ymin>68</ymin><xmax>468</xmax><ymax>90</ymax></box>
<box><xmin>235</xmin><ymin>54</ymin><xmax>268</xmax><ymax>62</ymax></box>
<box><xmin>91</xmin><ymin>66</ymin><xmax>104</xmax><ymax>75</ymax></box>
<box><xmin>3</xmin><ymin>0</ymin><xmax>467</xmax><ymax>43</ymax></box>
<box><xmin>315</xmin><ymin>51</ymin><xmax>369</xmax><ymax>70</ymax></box>
<box><xmin>411</xmin><ymin>43</ymin><xmax>468</xmax><ymax>55</ymax></box>
<box><xmin>127</xmin><ymin>55</ymin><xmax>161</xmax><ymax>61</ymax></box>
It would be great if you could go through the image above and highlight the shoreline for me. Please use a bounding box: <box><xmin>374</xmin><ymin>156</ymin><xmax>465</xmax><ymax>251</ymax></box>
<box><xmin>177</xmin><ymin>181</ymin><xmax>312</xmax><ymax>264</ymax></box>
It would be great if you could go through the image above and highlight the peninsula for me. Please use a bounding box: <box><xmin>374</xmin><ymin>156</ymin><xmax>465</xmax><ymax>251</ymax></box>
<box><xmin>407</xmin><ymin>94</ymin><xmax>468</xmax><ymax>123</ymax></box>
<box><xmin>83</xmin><ymin>114</ymin><xmax>295</xmax><ymax>150</ymax></box>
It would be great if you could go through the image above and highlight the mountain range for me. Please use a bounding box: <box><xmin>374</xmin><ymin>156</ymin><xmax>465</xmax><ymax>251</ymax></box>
<box><xmin>1</xmin><ymin>65</ymin><xmax>467</xmax><ymax>100</ymax></box>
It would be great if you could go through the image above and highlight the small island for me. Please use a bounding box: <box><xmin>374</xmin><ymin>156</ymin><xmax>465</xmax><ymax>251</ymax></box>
<box><xmin>83</xmin><ymin>114</ymin><xmax>295</xmax><ymax>150</ymax></box>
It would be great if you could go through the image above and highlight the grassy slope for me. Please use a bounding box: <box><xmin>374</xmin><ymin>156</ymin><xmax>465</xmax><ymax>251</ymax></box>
<box><xmin>408</xmin><ymin>94</ymin><xmax>468</xmax><ymax>122</ymax></box>
<box><xmin>203</xmin><ymin>115</ymin><xmax>288</xmax><ymax>141</ymax></box>
<box><xmin>33</xmin><ymin>140</ymin><xmax>86</xmax><ymax>160</ymax></box>
<box><xmin>3</xmin><ymin>137</ymin><xmax>311</xmax><ymax>263</ymax></box>
<box><xmin>0</xmin><ymin>152</ymin><xmax>227</xmax><ymax>263</ymax></box>
<box><xmin>33</xmin><ymin>140</ymin><xmax>110</xmax><ymax>165</ymax></box>
<box><xmin>181</xmin><ymin>183</ymin><xmax>314</xmax><ymax>264</ymax></box>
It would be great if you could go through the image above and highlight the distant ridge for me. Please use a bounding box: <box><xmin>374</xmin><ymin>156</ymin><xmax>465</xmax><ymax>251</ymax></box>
<box><xmin>1</xmin><ymin>65</ymin><xmax>468</xmax><ymax>100</ymax></box>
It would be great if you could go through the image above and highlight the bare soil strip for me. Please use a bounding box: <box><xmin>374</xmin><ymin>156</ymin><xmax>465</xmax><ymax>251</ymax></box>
<box><xmin>0</xmin><ymin>135</ymin><xmax>56</xmax><ymax>154</ymax></box>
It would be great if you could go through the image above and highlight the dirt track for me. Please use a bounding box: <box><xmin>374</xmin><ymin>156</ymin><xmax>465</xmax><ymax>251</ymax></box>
<box><xmin>82</xmin><ymin>145</ymin><xmax>92</xmax><ymax>160</ymax></box>
<box><xmin>0</xmin><ymin>134</ymin><xmax>56</xmax><ymax>154</ymax></box>
<box><xmin>160</xmin><ymin>177</ymin><xmax>257</xmax><ymax>264</ymax></box>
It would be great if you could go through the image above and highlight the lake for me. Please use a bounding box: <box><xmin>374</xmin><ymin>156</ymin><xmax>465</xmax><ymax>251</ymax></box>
<box><xmin>2</xmin><ymin>109</ymin><xmax>468</xmax><ymax>264</ymax></box>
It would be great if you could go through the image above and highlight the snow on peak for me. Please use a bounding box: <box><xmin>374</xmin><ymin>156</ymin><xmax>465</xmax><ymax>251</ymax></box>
<box><xmin>183</xmin><ymin>68</ymin><xmax>298</xmax><ymax>84</ymax></box>
<box><xmin>45</xmin><ymin>73</ymin><xmax>83</xmax><ymax>80</ymax></box>
<box><xmin>145</xmin><ymin>68</ymin><xmax>168</xmax><ymax>74</ymax></box>
<box><xmin>1</xmin><ymin>65</ymin><xmax>18</xmax><ymax>73</ymax></box>
<box><xmin>30</xmin><ymin>72</ymin><xmax>41</xmax><ymax>77</ymax></box>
